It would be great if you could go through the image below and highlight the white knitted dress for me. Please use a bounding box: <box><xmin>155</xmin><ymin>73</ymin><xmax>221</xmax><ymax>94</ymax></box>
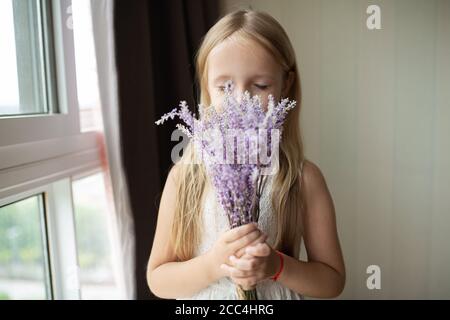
<box><xmin>177</xmin><ymin>166</ymin><xmax>305</xmax><ymax>300</ymax></box>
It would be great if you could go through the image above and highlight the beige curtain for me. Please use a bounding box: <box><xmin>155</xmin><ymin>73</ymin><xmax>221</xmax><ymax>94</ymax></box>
<box><xmin>90</xmin><ymin>0</ymin><xmax>136</xmax><ymax>299</ymax></box>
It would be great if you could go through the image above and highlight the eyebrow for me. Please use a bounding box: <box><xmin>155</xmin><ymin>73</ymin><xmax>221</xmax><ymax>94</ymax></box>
<box><xmin>212</xmin><ymin>74</ymin><xmax>275</xmax><ymax>84</ymax></box>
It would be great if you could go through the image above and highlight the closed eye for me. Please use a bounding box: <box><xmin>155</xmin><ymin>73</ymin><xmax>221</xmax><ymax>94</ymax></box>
<box><xmin>217</xmin><ymin>84</ymin><xmax>269</xmax><ymax>92</ymax></box>
<box><xmin>254</xmin><ymin>84</ymin><xmax>269</xmax><ymax>90</ymax></box>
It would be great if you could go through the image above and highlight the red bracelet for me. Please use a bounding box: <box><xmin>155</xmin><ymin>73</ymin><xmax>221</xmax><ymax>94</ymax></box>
<box><xmin>271</xmin><ymin>250</ymin><xmax>284</xmax><ymax>281</ymax></box>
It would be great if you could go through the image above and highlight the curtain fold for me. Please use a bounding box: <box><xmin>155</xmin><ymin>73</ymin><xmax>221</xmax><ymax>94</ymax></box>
<box><xmin>113</xmin><ymin>0</ymin><xmax>219</xmax><ymax>299</ymax></box>
<box><xmin>90</xmin><ymin>0</ymin><xmax>136</xmax><ymax>299</ymax></box>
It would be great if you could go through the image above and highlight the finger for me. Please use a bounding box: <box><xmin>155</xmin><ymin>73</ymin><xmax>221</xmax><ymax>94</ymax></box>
<box><xmin>235</xmin><ymin>233</ymin><xmax>268</xmax><ymax>258</ymax></box>
<box><xmin>245</xmin><ymin>243</ymin><xmax>271</xmax><ymax>257</ymax></box>
<box><xmin>240</xmin><ymin>252</ymin><xmax>255</xmax><ymax>260</ymax></box>
<box><xmin>223</xmin><ymin>222</ymin><xmax>258</xmax><ymax>243</ymax></box>
<box><xmin>220</xmin><ymin>263</ymin><xmax>252</xmax><ymax>278</ymax></box>
<box><xmin>229</xmin><ymin>255</ymin><xmax>261</xmax><ymax>271</ymax></box>
<box><xmin>229</xmin><ymin>229</ymin><xmax>262</xmax><ymax>252</ymax></box>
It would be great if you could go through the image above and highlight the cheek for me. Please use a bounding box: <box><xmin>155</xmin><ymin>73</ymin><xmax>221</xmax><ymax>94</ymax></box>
<box><xmin>258</xmin><ymin>90</ymin><xmax>282</xmax><ymax>111</ymax></box>
<box><xmin>209</xmin><ymin>92</ymin><xmax>224</xmax><ymax>112</ymax></box>
<box><xmin>207</xmin><ymin>86</ymin><xmax>220</xmax><ymax>106</ymax></box>
<box><xmin>210</xmin><ymin>94</ymin><xmax>221</xmax><ymax>110</ymax></box>
<box><xmin>271</xmin><ymin>84</ymin><xmax>283</xmax><ymax>100</ymax></box>
<box><xmin>260</xmin><ymin>95</ymin><xmax>269</xmax><ymax>111</ymax></box>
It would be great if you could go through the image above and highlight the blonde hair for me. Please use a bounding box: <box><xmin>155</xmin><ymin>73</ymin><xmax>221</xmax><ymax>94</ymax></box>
<box><xmin>171</xmin><ymin>10</ymin><xmax>305</xmax><ymax>261</ymax></box>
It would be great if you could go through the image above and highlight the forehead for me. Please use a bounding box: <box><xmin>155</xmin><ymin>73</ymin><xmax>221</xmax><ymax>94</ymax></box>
<box><xmin>207</xmin><ymin>36</ymin><xmax>281</xmax><ymax>83</ymax></box>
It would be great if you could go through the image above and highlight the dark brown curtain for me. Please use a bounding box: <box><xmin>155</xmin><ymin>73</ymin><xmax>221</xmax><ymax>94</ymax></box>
<box><xmin>113</xmin><ymin>0</ymin><xmax>220</xmax><ymax>299</ymax></box>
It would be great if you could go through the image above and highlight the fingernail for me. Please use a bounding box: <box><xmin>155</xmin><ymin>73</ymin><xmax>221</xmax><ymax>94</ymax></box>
<box><xmin>229</xmin><ymin>255</ymin><xmax>236</xmax><ymax>260</ymax></box>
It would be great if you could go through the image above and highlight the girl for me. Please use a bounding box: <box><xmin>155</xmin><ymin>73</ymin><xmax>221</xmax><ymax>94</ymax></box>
<box><xmin>147</xmin><ymin>9</ymin><xmax>345</xmax><ymax>299</ymax></box>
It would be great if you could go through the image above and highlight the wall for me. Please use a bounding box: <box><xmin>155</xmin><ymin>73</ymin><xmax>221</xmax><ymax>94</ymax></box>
<box><xmin>219</xmin><ymin>0</ymin><xmax>450</xmax><ymax>299</ymax></box>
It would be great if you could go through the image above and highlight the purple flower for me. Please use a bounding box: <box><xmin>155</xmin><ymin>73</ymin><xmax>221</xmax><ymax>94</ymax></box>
<box><xmin>155</xmin><ymin>79</ymin><xmax>296</xmax><ymax>228</ymax></box>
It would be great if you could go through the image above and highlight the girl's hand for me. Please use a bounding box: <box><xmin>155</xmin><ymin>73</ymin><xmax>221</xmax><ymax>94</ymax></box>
<box><xmin>205</xmin><ymin>223</ymin><xmax>267</xmax><ymax>282</ymax></box>
<box><xmin>233</xmin><ymin>229</ymin><xmax>268</xmax><ymax>259</ymax></box>
<box><xmin>220</xmin><ymin>242</ymin><xmax>281</xmax><ymax>290</ymax></box>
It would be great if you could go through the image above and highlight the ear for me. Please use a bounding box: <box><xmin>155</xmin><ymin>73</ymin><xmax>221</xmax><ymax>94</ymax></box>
<box><xmin>281</xmin><ymin>71</ymin><xmax>295</xmax><ymax>97</ymax></box>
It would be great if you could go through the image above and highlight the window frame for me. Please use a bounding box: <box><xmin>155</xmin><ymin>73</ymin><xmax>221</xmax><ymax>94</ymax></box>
<box><xmin>0</xmin><ymin>192</ymin><xmax>53</xmax><ymax>299</ymax></box>
<box><xmin>0</xmin><ymin>0</ymin><xmax>102</xmax><ymax>201</ymax></box>
<box><xmin>0</xmin><ymin>0</ymin><xmax>80</xmax><ymax>144</ymax></box>
<box><xmin>0</xmin><ymin>180</ymin><xmax>81</xmax><ymax>300</ymax></box>
<box><xmin>0</xmin><ymin>0</ymin><xmax>120</xmax><ymax>300</ymax></box>
<box><xmin>5</xmin><ymin>0</ymin><xmax>60</xmax><ymax>117</ymax></box>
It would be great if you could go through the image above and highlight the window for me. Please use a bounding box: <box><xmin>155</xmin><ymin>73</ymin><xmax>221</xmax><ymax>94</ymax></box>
<box><xmin>72</xmin><ymin>172</ymin><xmax>121</xmax><ymax>299</ymax></box>
<box><xmin>0</xmin><ymin>195</ymin><xmax>51</xmax><ymax>300</ymax></box>
<box><xmin>0</xmin><ymin>0</ymin><xmax>124</xmax><ymax>300</ymax></box>
<box><xmin>0</xmin><ymin>0</ymin><xmax>80</xmax><ymax>147</ymax></box>
<box><xmin>72</xmin><ymin>0</ymin><xmax>103</xmax><ymax>132</ymax></box>
<box><xmin>0</xmin><ymin>0</ymin><xmax>58</xmax><ymax>117</ymax></box>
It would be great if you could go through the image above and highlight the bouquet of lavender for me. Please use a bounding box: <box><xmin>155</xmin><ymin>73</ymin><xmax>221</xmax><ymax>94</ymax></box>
<box><xmin>156</xmin><ymin>80</ymin><xmax>296</xmax><ymax>299</ymax></box>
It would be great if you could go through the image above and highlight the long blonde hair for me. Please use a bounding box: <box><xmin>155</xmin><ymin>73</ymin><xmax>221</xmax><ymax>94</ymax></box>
<box><xmin>171</xmin><ymin>10</ymin><xmax>305</xmax><ymax>261</ymax></box>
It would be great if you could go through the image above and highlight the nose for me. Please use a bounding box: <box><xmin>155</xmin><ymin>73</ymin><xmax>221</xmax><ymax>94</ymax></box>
<box><xmin>233</xmin><ymin>84</ymin><xmax>251</xmax><ymax>103</ymax></box>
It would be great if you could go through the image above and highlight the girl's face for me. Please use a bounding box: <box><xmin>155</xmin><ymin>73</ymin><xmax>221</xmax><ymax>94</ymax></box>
<box><xmin>206</xmin><ymin>36</ymin><xmax>293</xmax><ymax>110</ymax></box>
